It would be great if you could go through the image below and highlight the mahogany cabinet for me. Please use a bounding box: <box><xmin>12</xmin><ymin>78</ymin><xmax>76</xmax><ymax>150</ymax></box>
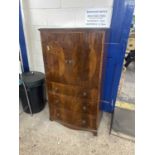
<box><xmin>39</xmin><ymin>29</ymin><xmax>107</xmax><ymax>135</ymax></box>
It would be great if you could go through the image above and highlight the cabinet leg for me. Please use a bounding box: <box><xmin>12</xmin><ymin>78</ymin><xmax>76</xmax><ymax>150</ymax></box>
<box><xmin>93</xmin><ymin>131</ymin><xmax>98</xmax><ymax>136</ymax></box>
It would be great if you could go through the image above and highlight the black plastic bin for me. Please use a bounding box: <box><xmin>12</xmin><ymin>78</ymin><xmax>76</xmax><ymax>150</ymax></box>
<box><xmin>19</xmin><ymin>71</ymin><xmax>46</xmax><ymax>114</ymax></box>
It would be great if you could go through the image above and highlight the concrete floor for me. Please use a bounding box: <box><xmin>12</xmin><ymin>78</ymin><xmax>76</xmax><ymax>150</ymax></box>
<box><xmin>112</xmin><ymin>62</ymin><xmax>135</xmax><ymax>138</ymax></box>
<box><xmin>20</xmin><ymin>105</ymin><xmax>134</xmax><ymax>155</ymax></box>
<box><xmin>117</xmin><ymin>62</ymin><xmax>135</xmax><ymax>103</ymax></box>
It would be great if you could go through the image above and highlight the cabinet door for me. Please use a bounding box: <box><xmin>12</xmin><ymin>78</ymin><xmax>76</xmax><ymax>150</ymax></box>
<box><xmin>41</xmin><ymin>30</ymin><xmax>105</xmax><ymax>88</ymax></box>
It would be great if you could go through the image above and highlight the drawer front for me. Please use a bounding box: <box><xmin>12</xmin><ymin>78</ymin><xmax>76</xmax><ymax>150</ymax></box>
<box><xmin>47</xmin><ymin>82</ymin><xmax>98</xmax><ymax>102</ymax></box>
<box><xmin>41</xmin><ymin>31</ymin><xmax>105</xmax><ymax>88</ymax></box>
<box><xmin>48</xmin><ymin>93</ymin><xmax>98</xmax><ymax>115</ymax></box>
<box><xmin>51</xmin><ymin>105</ymin><xmax>97</xmax><ymax>130</ymax></box>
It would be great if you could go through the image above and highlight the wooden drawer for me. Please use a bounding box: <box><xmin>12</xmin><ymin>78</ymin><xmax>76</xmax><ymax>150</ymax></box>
<box><xmin>47</xmin><ymin>82</ymin><xmax>98</xmax><ymax>102</ymax></box>
<box><xmin>50</xmin><ymin>105</ymin><xmax>97</xmax><ymax>130</ymax></box>
<box><xmin>48</xmin><ymin>93</ymin><xmax>98</xmax><ymax>115</ymax></box>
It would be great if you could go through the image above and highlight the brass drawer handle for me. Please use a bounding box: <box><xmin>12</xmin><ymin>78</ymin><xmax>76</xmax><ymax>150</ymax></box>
<box><xmin>82</xmin><ymin>120</ymin><xmax>86</xmax><ymax>124</ymax></box>
<box><xmin>56</xmin><ymin>112</ymin><xmax>60</xmax><ymax>117</ymax></box>
<box><xmin>65</xmin><ymin>60</ymin><xmax>68</xmax><ymax>64</ymax></box>
<box><xmin>82</xmin><ymin>106</ymin><xmax>87</xmax><ymax>111</ymax></box>
<box><xmin>83</xmin><ymin>92</ymin><xmax>87</xmax><ymax>96</ymax></box>
<box><xmin>65</xmin><ymin>60</ymin><xmax>73</xmax><ymax>64</ymax></box>
<box><xmin>52</xmin><ymin>87</ymin><xmax>58</xmax><ymax>93</ymax></box>
<box><xmin>55</xmin><ymin>87</ymin><xmax>58</xmax><ymax>92</ymax></box>
<box><xmin>47</xmin><ymin>45</ymin><xmax>50</xmax><ymax>51</ymax></box>
<box><xmin>55</xmin><ymin>99</ymin><xmax>59</xmax><ymax>104</ymax></box>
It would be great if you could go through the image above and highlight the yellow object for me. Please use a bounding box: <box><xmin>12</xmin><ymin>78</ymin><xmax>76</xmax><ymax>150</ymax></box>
<box><xmin>126</xmin><ymin>37</ymin><xmax>135</xmax><ymax>51</ymax></box>
<box><xmin>116</xmin><ymin>101</ymin><xmax>135</xmax><ymax>111</ymax></box>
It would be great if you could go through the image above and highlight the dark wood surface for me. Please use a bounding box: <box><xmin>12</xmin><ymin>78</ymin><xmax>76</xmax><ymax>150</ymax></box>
<box><xmin>40</xmin><ymin>29</ymin><xmax>107</xmax><ymax>135</ymax></box>
<box><xmin>48</xmin><ymin>92</ymin><xmax>97</xmax><ymax>115</ymax></box>
<box><xmin>47</xmin><ymin>82</ymin><xmax>98</xmax><ymax>102</ymax></box>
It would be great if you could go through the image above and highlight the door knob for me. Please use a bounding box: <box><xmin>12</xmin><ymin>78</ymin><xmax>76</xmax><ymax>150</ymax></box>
<box><xmin>68</xmin><ymin>60</ymin><xmax>72</xmax><ymax>64</ymax></box>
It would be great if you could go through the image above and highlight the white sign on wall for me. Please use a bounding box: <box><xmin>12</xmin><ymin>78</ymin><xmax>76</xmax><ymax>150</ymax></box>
<box><xmin>85</xmin><ymin>8</ymin><xmax>112</xmax><ymax>28</ymax></box>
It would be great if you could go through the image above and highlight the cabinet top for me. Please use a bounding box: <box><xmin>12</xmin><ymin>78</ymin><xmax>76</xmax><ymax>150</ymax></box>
<box><xmin>39</xmin><ymin>28</ymin><xmax>108</xmax><ymax>32</ymax></box>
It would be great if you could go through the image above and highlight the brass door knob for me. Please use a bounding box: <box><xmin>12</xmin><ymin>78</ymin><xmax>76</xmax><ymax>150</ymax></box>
<box><xmin>68</xmin><ymin>60</ymin><xmax>72</xmax><ymax>64</ymax></box>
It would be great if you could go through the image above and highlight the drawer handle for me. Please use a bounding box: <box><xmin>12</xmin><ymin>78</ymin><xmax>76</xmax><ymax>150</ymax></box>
<box><xmin>65</xmin><ymin>60</ymin><xmax>73</xmax><ymax>64</ymax></box>
<box><xmin>55</xmin><ymin>87</ymin><xmax>58</xmax><ymax>92</ymax></box>
<box><xmin>82</xmin><ymin>120</ymin><xmax>86</xmax><ymax>124</ymax></box>
<box><xmin>55</xmin><ymin>99</ymin><xmax>59</xmax><ymax>104</ymax></box>
<box><xmin>47</xmin><ymin>45</ymin><xmax>50</xmax><ymax>51</ymax></box>
<box><xmin>65</xmin><ymin>60</ymin><xmax>68</xmax><ymax>64</ymax></box>
<box><xmin>82</xmin><ymin>106</ymin><xmax>87</xmax><ymax>111</ymax></box>
<box><xmin>52</xmin><ymin>87</ymin><xmax>58</xmax><ymax>93</ymax></box>
<box><xmin>56</xmin><ymin>112</ymin><xmax>60</xmax><ymax>117</ymax></box>
<box><xmin>83</xmin><ymin>92</ymin><xmax>87</xmax><ymax>96</ymax></box>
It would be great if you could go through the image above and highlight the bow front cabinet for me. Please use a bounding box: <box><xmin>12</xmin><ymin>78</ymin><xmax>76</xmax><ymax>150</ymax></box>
<box><xmin>39</xmin><ymin>29</ymin><xmax>108</xmax><ymax>136</ymax></box>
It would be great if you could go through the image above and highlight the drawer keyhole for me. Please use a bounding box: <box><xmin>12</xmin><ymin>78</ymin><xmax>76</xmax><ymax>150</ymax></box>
<box><xmin>68</xmin><ymin>60</ymin><xmax>72</xmax><ymax>64</ymax></box>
